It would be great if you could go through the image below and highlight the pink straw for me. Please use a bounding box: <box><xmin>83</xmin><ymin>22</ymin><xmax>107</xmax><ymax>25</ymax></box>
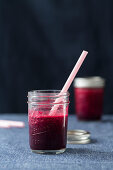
<box><xmin>0</xmin><ymin>120</ymin><xmax>25</xmax><ymax>128</ymax></box>
<box><xmin>50</xmin><ymin>50</ymin><xmax>88</xmax><ymax>114</ymax></box>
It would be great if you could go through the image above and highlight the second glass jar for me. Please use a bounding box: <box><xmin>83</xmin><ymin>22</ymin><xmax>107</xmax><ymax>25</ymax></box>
<box><xmin>74</xmin><ymin>77</ymin><xmax>105</xmax><ymax>120</ymax></box>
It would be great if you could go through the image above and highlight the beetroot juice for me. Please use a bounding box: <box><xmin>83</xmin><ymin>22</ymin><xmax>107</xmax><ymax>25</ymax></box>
<box><xmin>75</xmin><ymin>88</ymin><xmax>104</xmax><ymax>120</ymax></box>
<box><xmin>74</xmin><ymin>77</ymin><xmax>105</xmax><ymax>121</ymax></box>
<box><xmin>29</xmin><ymin>111</ymin><xmax>68</xmax><ymax>151</ymax></box>
<box><xmin>28</xmin><ymin>90</ymin><xmax>69</xmax><ymax>154</ymax></box>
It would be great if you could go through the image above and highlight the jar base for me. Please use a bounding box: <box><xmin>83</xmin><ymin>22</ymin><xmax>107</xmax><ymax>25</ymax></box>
<box><xmin>77</xmin><ymin>117</ymin><xmax>101</xmax><ymax>121</ymax></box>
<box><xmin>32</xmin><ymin>148</ymin><xmax>66</xmax><ymax>154</ymax></box>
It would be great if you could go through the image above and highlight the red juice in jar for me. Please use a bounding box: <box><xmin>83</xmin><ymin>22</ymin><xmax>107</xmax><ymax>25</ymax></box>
<box><xmin>74</xmin><ymin>77</ymin><xmax>105</xmax><ymax>120</ymax></box>
<box><xmin>29</xmin><ymin>110</ymin><xmax>68</xmax><ymax>151</ymax></box>
<box><xmin>28</xmin><ymin>90</ymin><xmax>69</xmax><ymax>154</ymax></box>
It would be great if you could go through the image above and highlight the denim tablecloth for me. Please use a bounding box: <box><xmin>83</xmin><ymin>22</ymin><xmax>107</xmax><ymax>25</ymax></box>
<box><xmin>0</xmin><ymin>114</ymin><xmax>113</xmax><ymax>170</ymax></box>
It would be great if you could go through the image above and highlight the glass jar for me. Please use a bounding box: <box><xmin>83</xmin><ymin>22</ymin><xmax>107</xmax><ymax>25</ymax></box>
<box><xmin>74</xmin><ymin>77</ymin><xmax>105</xmax><ymax>120</ymax></box>
<box><xmin>28</xmin><ymin>90</ymin><xmax>70</xmax><ymax>154</ymax></box>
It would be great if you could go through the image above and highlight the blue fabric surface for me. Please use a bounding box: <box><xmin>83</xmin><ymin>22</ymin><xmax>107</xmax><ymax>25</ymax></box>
<box><xmin>0</xmin><ymin>114</ymin><xmax>113</xmax><ymax>170</ymax></box>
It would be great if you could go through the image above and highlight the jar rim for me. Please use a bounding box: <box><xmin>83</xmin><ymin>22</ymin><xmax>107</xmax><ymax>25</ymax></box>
<box><xmin>74</xmin><ymin>76</ymin><xmax>105</xmax><ymax>88</ymax></box>
<box><xmin>28</xmin><ymin>90</ymin><xmax>70</xmax><ymax>98</ymax></box>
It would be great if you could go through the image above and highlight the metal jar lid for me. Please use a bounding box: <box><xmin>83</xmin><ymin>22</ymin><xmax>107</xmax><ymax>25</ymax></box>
<box><xmin>67</xmin><ymin>130</ymin><xmax>91</xmax><ymax>144</ymax></box>
<box><xmin>74</xmin><ymin>76</ymin><xmax>105</xmax><ymax>88</ymax></box>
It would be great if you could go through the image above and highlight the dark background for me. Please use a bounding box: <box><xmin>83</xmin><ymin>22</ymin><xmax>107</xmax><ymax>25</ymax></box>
<box><xmin>0</xmin><ymin>0</ymin><xmax>113</xmax><ymax>114</ymax></box>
